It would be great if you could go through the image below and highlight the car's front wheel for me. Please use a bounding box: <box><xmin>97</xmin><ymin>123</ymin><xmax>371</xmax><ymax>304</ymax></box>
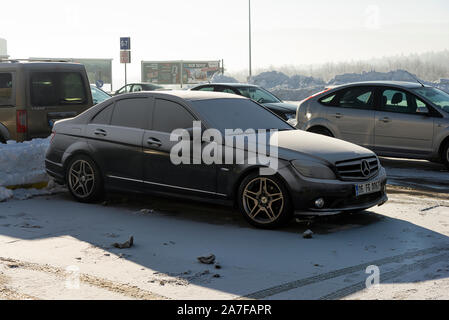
<box><xmin>238</xmin><ymin>173</ymin><xmax>293</xmax><ymax>229</ymax></box>
<box><xmin>442</xmin><ymin>141</ymin><xmax>449</xmax><ymax>169</ymax></box>
<box><xmin>66</xmin><ymin>155</ymin><xmax>104</xmax><ymax>203</ymax></box>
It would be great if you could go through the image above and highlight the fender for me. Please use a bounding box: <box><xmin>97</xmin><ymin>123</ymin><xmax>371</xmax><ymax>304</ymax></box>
<box><xmin>434</xmin><ymin>124</ymin><xmax>449</xmax><ymax>159</ymax></box>
<box><xmin>302</xmin><ymin>117</ymin><xmax>340</xmax><ymax>138</ymax></box>
<box><xmin>0</xmin><ymin>122</ymin><xmax>10</xmax><ymax>142</ymax></box>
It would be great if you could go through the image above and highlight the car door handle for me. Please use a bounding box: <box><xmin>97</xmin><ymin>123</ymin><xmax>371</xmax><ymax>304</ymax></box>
<box><xmin>94</xmin><ymin>129</ymin><xmax>107</xmax><ymax>136</ymax></box>
<box><xmin>380</xmin><ymin>117</ymin><xmax>391</xmax><ymax>123</ymax></box>
<box><xmin>147</xmin><ymin>138</ymin><xmax>162</xmax><ymax>147</ymax></box>
<box><xmin>334</xmin><ymin>113</ymin><xmax>343</xmax><ymax>119</ymax></box>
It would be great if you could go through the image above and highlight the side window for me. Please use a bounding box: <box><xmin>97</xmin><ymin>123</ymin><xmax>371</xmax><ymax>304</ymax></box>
<box><xmin>91</xmin><ymin>104</ymin><xmax>114</xmax><ymax>125</ymax></box>
<box><xmin>111</xmin><ymin>98</ymin><xmax>148</xmax><ymax>129</ymax></box>
<box><xmin>319</xmin><ymin>94</ymin><xmax>337</xmax><ymax>106</ymax></box>
<box><xmin>30</xmin><ymin>72</ymin><xmax>87</xmax><ymax>106</ymax></box>
<box><xmin>337</xmin><ymin>87</ymin><xmax>375</xmax><ymax>109</ymax></box>
<box><xmin>0</xmin><ymin>73</ymin><xmax>13</xmax><ymax>106</ymax></box>
<box><xmin>197</xmin><ymin>86</ymin><xmax>214</xmax><ymax>92</ymax></box>
<box><xmin>132</xmin><ymin>85</ymin><xmax>143</xmax><ymax>92</ymax></box>
<box><xmin>381</xmin><ymin>89</ymin><xmax>416</xmax><ymax>114</ymax></box>
<box><xmin>153</xmin><ymin>99</ymin><xmax>195</xmax><ymax>133</ymax></box>
<box><xmin>117</xmin><ymin>85</ymin><xmax>132</xmax><ymax>94</ymax></box>
<box><xmin>221</xmin><ymin>88</ymin><xmax>237</xmax><ymax>94</ymax></box>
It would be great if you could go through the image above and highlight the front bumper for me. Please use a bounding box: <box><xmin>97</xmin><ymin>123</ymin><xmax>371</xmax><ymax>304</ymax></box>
<box><xmin>278</xmin><ymin>165</ymin><xmax>388</xmax><ymax>216</ymax></box>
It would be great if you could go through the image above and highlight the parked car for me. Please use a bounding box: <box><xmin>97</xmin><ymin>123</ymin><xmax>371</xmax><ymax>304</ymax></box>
<box><xmin>46</xmin><ymin>91</ymin><xmax>387</xmax><ymax>228</ymax></box>
<box><xmin>0</xmin><ymin>61</ymin><xmax>93</xmax><ymax>143</ymax></box>
<box><xmin>91</xmin><ymin>85</ymin><xmax>111</xmax><ymax>105</ymax></box>
<box><xmin>296</xmin><ymin>81</ymin><xmax>449</xmax><ymax>169</ymax></box>
<box><xmin>113</xmin><ymin>83</ymin><xmax>164</xmax><ymax>96</ymax></box>
<box><xmin>190</xmin><ymin>83</ymin><xmax>298</xmax><ymax>124</ymax></box>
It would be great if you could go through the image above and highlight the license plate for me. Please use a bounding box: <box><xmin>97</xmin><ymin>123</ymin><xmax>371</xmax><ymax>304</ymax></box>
<box><xmin>355</xmin><ymin>180</ymin><xmax>382</xmax><ymax>197</ymax></box>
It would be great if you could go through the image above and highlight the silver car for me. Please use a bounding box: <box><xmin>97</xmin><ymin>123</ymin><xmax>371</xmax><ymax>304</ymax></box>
<box><xmin>296</xmin><ymin>81</ymin><xmax>449</xmax><ymax>169</ymax></box>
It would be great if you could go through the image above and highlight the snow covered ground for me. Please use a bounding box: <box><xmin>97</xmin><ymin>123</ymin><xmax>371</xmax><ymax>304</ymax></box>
<box><xmin>0</xmin><ymin>191</ymin><xmax>448</xmax><ymax>300</ymax></box>
<box><xmin>0</xmin><ymin>138</ymin><xmax>65</xmax><ymax>202</ymax></box>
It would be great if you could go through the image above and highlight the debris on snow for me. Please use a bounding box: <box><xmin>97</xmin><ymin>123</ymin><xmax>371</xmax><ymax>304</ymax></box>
<box><xmin>197</xmin><ymin>254</ymin><xmax>216</xmax><ymax>265</ymax></box>
<box><xmin>112</xmin><ymin>236</ymin><xmax>134</xmax><ymax>249</ymax></box>
<box><xmin>303</xmin><ymin>230</ymin><xmax>314</xmax><ymax>239</ymax></box>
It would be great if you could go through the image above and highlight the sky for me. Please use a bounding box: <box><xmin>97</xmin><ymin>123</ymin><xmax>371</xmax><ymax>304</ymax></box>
<box><xmin>1</xmin><ymin>0</ymin><xmax>449</xmax><ymax>87</ymax></box>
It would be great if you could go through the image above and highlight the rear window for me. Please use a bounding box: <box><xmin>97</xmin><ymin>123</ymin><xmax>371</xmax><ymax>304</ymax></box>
<box><xmin>0</xmin><ymin>73</ymin><xmax>13</xmax><ymax>106</ymax></box>
<box><xmin>30</xmin><ymin>72</ymin><xmax>87</xmax><ymax>107</ymax></box>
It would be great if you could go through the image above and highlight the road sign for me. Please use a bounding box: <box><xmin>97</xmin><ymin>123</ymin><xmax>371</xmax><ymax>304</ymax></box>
<box><xmin>120</xmin><ymin>51</ymin><xmax>131</xmax><ymax>64</ymax></box>
<box><xmin>120</xmin><ymin>37</ymin><xmax>131</xmax><ymax>50</ymax></box>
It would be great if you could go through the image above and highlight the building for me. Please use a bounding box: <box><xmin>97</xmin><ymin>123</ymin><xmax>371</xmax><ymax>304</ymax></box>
<box><xmin>0</xmin><ymin>38</ymin><xmax>8</xmax><ymax>59</ymax></box>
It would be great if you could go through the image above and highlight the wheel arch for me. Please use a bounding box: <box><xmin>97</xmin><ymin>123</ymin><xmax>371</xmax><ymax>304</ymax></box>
<box><xmin>0</xmin><ymin>122</ymin><xmax>11</xmax><ymax>142</ymax></box>
<box><xmin>438</xmin><ymin>135</ymin><xmax>449</xmax><ymax>160</ymax></box>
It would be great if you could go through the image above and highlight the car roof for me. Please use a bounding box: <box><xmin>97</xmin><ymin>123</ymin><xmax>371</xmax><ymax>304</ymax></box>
<box><xmin>116</xmin><ymin>90</ymin><xmax>247</xmax><ymax>101</ymax></box>
<box><xmin>330</xmin><ymin>81</ymin><xmax>429</xmax><ymax>90</ymax></box>
<box><xmin>0</xmin><ymin>61</ymin><xmax>85</xmax><ymax>71</ymax></box>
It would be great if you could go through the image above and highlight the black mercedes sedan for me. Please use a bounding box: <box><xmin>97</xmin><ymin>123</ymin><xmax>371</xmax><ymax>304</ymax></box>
<box><xmin>45</xmin><ymin>91</ymin><xmax>387</xmax><ymax>228</ymax></box>
<box><xmin>190</xmin><ymin>83</ymin><xmax>298</xmax><ymax>124</ymax></box>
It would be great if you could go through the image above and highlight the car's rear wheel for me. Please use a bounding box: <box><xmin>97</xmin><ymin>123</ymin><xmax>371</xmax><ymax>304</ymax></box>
<box><xmin>238</xmin><ymin>173</ymin><xmax>293</xmax><ymax>229</ymax></box>
<box><xmin>308</xmin><ymin>127</ymin><xmax>333</xmax><ymax>137</ymax></box>
<box><xmin>442</xmin><ymin>141</ymin><xmax>449</xmax><ymax>169</ymax></box>
<box><xmin>0</xmin><ymin>135</ymin><xmax>6</xmax><ymax>144</ymax></box>
<box><xmin>66</xmin><ymin>155</ymin><xmax>103</xmax><ymax>203</ymax></box>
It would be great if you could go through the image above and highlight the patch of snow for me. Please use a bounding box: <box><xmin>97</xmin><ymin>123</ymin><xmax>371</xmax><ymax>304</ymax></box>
<box><xmin>0</xmin><ymin>137</ymin><xmax>50</xmax><ymax>187</ymax></box>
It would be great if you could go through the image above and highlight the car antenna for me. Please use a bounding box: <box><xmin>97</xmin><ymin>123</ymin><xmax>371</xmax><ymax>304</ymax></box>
<box><xmin>405</xmin><ymin>70</ymin><xmax>425</xmax><ymax>87</ymax></box>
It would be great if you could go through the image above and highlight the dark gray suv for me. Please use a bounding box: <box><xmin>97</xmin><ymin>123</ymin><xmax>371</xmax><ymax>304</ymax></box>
<box><xmin>46</xmin><ymin>91</ymin><xmax>387</xmax><ymax>228</ymax></box>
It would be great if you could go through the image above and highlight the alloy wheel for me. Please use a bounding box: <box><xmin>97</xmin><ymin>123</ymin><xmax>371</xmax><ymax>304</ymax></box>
<box><xmin>68</xmin><ymin>160</ymin><xmax>96</xmax><ymax>198</ymax></box>
<box><xmin>242</xmin><ymin>177</ymin><xmax>285</xmax><ymax>224</ymax></box>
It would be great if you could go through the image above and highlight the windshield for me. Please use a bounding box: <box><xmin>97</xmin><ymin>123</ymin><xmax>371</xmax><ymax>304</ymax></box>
<box><xmin>190</xmin><ymin>98</ymin><xmax>293</xmax><ymax>133</ymax></box>
<box><xmin>91</xmin><ymin>86</ymin><xmax>111</xmax><ymax>104</ymax></box>
<box><xmin>235</xmin><ymin>87</ymin><xmax>281</xmax><ymax>104</ymax></box>
<box><xmin>412</xmin><ymin>87</ymin><xmax>449</xmax><ymax>113</ymax></box>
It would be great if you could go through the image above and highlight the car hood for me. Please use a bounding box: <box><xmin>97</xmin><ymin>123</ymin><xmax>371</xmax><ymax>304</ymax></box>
<box><xmin>263</xmin><ymin>102</ymin><xmax>298</xmax><ymax>113</ymax></box>
<box><xmin>271</xmin><ymin>130</ymin><xmax>375</xmax><ymax>164</ymax></box>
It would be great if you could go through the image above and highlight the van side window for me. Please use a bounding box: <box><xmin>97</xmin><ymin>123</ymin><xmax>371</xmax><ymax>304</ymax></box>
<box><xmin>0</xmin><ymin>73</ymin><xmax>13</xmax><ymax>106</ymax></box>
<box><xmin>91</xmin><ymin>104</ymin><xmax>114</xmax><ymax>125</ymax></box>
<box><xmin>30</xmin><ymin>72</ymin><xmax>87</xmax><ymax>106</ymax></box>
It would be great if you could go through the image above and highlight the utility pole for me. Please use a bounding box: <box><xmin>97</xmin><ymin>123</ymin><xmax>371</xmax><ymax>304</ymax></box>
<box><xmin>248</xmin><ymin>0</ymin><xmax>252</xmax><ymax>81</ymax></box>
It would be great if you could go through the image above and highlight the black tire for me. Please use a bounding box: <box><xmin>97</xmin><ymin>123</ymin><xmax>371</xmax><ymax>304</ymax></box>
<box><xmin>442</xmin><ymin>142</ymin><xmax>449</xmax><ymax>170</ymax></box>
<box><xmin>238</xmin><ymin>172</ymin><xmax>293</xmax><ymax>229</ymax></box>
<box><xmin>0</xmin><ymin>135</ymin><xmax>6</xmax><ymax>144</ymax></box>
<box><xmin>308</xmin><ymin>127</ymin><xmax>333</xmax><ymax>137</ymax></box>
<box><xmin>66</xmin><ymin>154</ymin><xmax>104</xmax><ymax>203</ymax></box>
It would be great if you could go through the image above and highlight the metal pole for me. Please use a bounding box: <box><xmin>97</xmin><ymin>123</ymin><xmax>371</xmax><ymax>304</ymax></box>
<box><xmin>249</xmin><ymin>0</ymin><xmax>252</xmax><ymax>80</ymax></box>
<box><xmin>125</xmin><ymin>63</ymin><xmax>127</xmax><ymax>86</ymax></box>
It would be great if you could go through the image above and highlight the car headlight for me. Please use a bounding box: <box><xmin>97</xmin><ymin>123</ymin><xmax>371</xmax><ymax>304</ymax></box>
<box><xmin>291</xmin><ymin>159</ymin><xmax>336</xmax><ymax>180</ymax></box>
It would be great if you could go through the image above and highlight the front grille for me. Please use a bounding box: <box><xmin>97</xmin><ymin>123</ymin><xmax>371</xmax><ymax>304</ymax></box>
<box><xmin>335</xmin><ymin>156</ymin><xmax>379</xmax><ymax>181</ymax></box>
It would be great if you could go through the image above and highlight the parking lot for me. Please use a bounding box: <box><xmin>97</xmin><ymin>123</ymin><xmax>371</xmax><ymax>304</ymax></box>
<box><xmin>0</xmin><ymin>157</ymin><xmax>448</xmax><ymax>300</ymax></box>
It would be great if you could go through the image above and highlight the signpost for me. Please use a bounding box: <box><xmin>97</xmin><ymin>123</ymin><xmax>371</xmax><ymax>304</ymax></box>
<box><xmin>120</xmin><ymin>37</ymin><xmax>131</xmax><ymax>86</ymax></box>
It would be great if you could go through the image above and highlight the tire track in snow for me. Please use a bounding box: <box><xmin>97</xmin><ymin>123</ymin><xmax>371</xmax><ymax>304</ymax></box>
<box><xmin>237</xmin><ymin>246</ymin><xmax>449</xmax><ymax>300</ymax></box>
<box><xmin>320</xmin><ymin>252</ymin><xmax>449</xmax><ymax>300</ymax></box>
<box><xmin>0</xmin><ymin>257</ymin><xmax>168</xmax><ymax>300</ymax></box>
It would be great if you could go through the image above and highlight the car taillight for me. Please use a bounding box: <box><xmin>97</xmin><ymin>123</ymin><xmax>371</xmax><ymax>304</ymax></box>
<box><xmin>16</xmin><ymin>110</ymin><xmax>28</xmax><ymax>133</ymax></box>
